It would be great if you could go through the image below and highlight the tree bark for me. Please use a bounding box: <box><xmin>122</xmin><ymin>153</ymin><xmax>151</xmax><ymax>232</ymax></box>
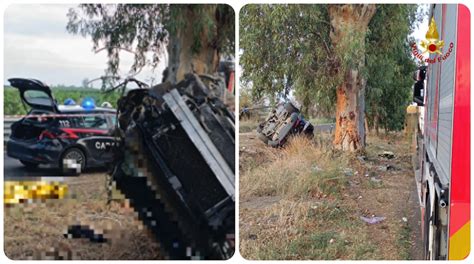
<box><xmin>329</xmin><ymin>4</ymin><xmax>376</xmax><ymax>151</ymax></box>
<box><xmin>165</xmin><ymin>6</ymin><xmax>220</xmax><ymax>83</ymax></box>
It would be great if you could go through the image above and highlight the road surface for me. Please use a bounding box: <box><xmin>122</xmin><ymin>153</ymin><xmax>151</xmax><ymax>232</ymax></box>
<box><xmin>4</xmin><ymin>154</ymin><xmax>107</xmax><ymax>181</ymax></box>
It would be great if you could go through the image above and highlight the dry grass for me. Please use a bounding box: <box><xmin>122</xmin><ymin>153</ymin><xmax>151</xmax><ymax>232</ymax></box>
<box><xmin>239</xmin><ymin>126</ymin><xmax>420</xmax><ymax>260</ymax></box>
<box><xmin>4</xmin><ymin>174</ymin><xmax>161</xmax><ymax>260</ymax></box>
<box><xmin>239</xmin><ymin>117</ymin><xmax>261</xmax><ymax>133</ymax></box>
<box><xmin>240</xmin><ymin>136</ymin><xmax>348</xmax><ymax>199</ymax></box>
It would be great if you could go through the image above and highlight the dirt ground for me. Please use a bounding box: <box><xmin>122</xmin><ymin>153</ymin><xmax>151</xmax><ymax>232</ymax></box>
<box><xmin>239</xmin><ymin>130</ymin><xmax>423</xmax><ymax>260</ymax></box>
<box><xmin>4</xmin><ymin>174</ymin><xmax>161</xmax><ymax>260</ymax></box>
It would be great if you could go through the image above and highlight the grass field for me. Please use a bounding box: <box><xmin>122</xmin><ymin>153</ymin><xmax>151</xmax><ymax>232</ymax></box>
<box><xmin>239</xmin><ymin>121</ymin><xmax>422</xmax><ymax>260</ymax></box>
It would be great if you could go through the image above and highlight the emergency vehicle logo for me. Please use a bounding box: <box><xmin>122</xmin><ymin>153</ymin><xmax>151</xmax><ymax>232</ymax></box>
<box><xmin>411</xmin><ymin>16</ymin><xmax>453</xmax><ymax>64</ymax></box>
<box><xmin>420</xmin><ymin>17</ymin><xmax>444</xmax><ymax>54</ymax></box>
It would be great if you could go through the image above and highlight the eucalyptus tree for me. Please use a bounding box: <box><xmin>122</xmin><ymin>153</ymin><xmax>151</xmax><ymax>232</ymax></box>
<box><xmin>67</xmin><ymin>4</ymin><xmax>234</xmax><ymax>83</ymax></box>
<box><xmin>240</xmin><ymin>4</ymin><xmax>418</xmax><ymax>151</ymax></box>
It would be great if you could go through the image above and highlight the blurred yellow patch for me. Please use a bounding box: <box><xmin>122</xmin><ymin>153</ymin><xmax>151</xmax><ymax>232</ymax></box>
<box><xmin>4</xmin><ymin>181</ymin><xmax>68</xmax><ymax>205</ymax></box>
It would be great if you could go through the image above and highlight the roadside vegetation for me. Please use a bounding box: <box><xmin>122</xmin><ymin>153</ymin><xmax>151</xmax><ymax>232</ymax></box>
<box><xmin>4</xmin><ymin>87</ymin><xmax>122</xmax><ymax>115</ymax></box>
<box><xmin>239</xmin><ymin>120</ymin><xmax>421</xmax><ymax>260</ymax></box>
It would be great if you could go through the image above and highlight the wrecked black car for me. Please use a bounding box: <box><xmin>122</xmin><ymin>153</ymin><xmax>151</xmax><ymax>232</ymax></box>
<box><xmin>257</xmin><ymin>101</ymin><xmax>314</xmax><ymax>147</ymax></box>
<box><xmin>110</xmin><ymin>74</ymin><xmax>235</xmax><ymax>259</ymax></box>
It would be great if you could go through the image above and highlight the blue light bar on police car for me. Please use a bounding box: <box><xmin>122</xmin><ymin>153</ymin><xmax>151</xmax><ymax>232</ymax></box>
<box><xmin>81</xmin><ymin>97</ymin><xmax>96</xmax><ymax>110</ymax></box>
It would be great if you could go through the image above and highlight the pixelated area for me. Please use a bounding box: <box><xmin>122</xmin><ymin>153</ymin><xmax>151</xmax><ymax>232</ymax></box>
<box><xmin>62</xmin><ymin>159</ymin><xmax>82</xmax><ymax>174</ymax></box>
<box><xmin>4</xmin><ymin>181</ymin><xmax>68</xmax><ymax>205</ymax></box>
<box><xmin>4</xmin><ymin>176</ymin><xmax>161</xmax><ymax>260</ymax></box>
<box><xmin>108</xmin><ymin>74</ymin><xmax>235</xmax><ymax>259</ymax></box>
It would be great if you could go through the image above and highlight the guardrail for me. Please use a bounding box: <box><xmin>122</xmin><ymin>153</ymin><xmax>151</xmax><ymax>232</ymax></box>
<box><xmin>313</xmin><ymin>123</ymin><xmax>336</xmax><ymax>134</ymax></box>
<box><xmin>4</xmin><ymin>117</ymin><xmax>335</xmax><ymax>141</ymax></box>
<box><xmin>4</xmin><ymin>117</ymin><xmax>19</xmax><ymax>140</ymax></box>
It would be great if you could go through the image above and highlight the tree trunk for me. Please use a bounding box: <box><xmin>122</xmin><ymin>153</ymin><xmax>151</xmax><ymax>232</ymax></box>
<box><xmin>165</xmin><ymin>6</ymin><xmax>220</xmax><ymax>83</ymax></box>
<box><xmin>329</xmin><ymin>5</ymin><xmax>376</xmax><ymax>151</ymax></box>
<box><xmin>374</xmin><ymin>115</ymin><xmax>380</xmax><ymax>136</ymax></box>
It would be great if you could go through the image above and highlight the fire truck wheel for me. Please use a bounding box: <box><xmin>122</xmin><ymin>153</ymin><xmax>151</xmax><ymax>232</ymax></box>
<box><xmin>423</xmin><ymin>192</ymin><xmax>431</xmax><ymax>260</ymax></box>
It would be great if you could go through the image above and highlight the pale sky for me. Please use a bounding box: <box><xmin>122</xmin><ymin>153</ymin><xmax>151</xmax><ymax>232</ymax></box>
<box><xmin>4</xmin><ymin>4</ymin><xmax>166</xmax><ymax>87</ymax></box>
<box><xmin>412</xmin><ymin>4</ymin><xmax>430</xmax><ymax>45</ymax></box>
<box><xmin>5</xmin><ymin>4</ymin><xmax>428</xmax><ymax>88</ymax></box>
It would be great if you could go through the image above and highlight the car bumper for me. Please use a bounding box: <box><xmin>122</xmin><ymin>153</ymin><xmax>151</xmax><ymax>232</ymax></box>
<box><xmin>6</xmin><ymin>138</ymin><xmax>63</xmax><ymax>165</ymax></box>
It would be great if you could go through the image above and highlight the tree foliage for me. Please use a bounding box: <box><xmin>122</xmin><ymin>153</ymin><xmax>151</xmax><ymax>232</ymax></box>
<box><xmin>240</xmin><ymin>5</ymin><xmax>336</xmax><ymax>112</ymax></box>
<box><xmin>240</xmin><ymin>4</ymin><xmax>420</xmax><ymax>131</ymax></box>
<box><xmin>67</xmin><ymin>4</ymin><xmax>234</xmax><ymax>77</ymax></box>
<box><xmin>365</xmin><ymin>5</ymin><xmax>421</xmax><ymax>131</ymax></box>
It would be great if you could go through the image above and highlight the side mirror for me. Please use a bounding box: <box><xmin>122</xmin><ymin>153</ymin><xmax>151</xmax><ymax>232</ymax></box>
<box><xmin>413</xmin><ymin>66</ymin><xmax>427</xmax><ymax>106</ymax></box>
<box><xmin>413</xmin><ymin>81</ymin><xmax>424</xmax><ymax>106</ymax></box>
<box><xmin>413</xmin><ymin>66</ymin><xmax>427</xmax><ymax>81</ymax></box>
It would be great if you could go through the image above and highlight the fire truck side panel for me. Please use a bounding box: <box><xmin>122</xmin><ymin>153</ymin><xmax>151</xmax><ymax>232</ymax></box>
<box><xmin>437</xmin><ymin>5</ymin><xmax>458</xmax><ymax>183</ymax></box>
<box><xmin>422</xmin><ymin>4</ymin><xmax>470</xmax><ymax>259</ymax></box>
<box><xmin>447</xmin><ymin>4</ymin><xmax>470</xmax><ymax>260</ymax></box>
<box><xmin>425</xmin><ymin>4</ymin><xmax>457</xmax><ymax>186</ymax></box>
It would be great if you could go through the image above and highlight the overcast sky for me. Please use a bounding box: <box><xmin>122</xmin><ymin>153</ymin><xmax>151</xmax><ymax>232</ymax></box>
<box><xmin>5</xmin><ymin>4</ymin><xmax>428</xmax><ymax>88</ymax></box>
<box><xmin>412</xmin><ymin>4</ymin><xmax>430</xmax><ymax>44</ymax></box>
<box><xmin>4</xmin><ymin>4</ymin><xmax>166</xmax><ymax>87</ymax></box>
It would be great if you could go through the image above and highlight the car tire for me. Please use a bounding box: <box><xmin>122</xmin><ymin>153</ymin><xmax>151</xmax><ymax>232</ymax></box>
<box><xmin>60</xmin><ymin>148</ymin><xmax>86</xmax><ymax>176</ymax></box>
<box><xmin>20</xmin><ymin>160</ymin><xmax>39</xmax><ymax>169</ymax></box>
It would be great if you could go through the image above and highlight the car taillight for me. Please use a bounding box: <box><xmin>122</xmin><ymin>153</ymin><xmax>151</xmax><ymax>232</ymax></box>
<box><xmin>39</xmin><ymin>129</ymin><xmax>79</xmax><ymax>140</ymax></box>
<box><xmin>59</xmin><ymin>129</ymin><xmax>79</xmax><ymax>139</ymax></box>
<box><xmin>39</xmin><ymin>130</ymin><xmax>56</xmax><ymax>140</ymax></box>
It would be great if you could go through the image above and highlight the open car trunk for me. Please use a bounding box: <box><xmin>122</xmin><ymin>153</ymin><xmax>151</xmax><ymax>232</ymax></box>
<box><xmin>8</xmin><ymin>78</ymin><xmax>58</xmax><ymax>112</ymax></box>
<box><xmin>10</xmin><ymin>113</ymin><xmax>54</xmax><ymax>140</ymax></box>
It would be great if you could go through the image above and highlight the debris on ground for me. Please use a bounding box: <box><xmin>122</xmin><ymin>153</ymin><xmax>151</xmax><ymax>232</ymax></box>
<box><xmin>311</xmin><ymin>165</ymin><xmax>323</xmax><ymax>172</ymax></box>
<box><xmin>386</xmin><ymin>165</ymin><xmax>398</xmax><ymax>171</ymax></box>
<box><xmin>64</xmin><ymin>225</ymin><xmax>107</xmax><ymax>243</ymax></box>
<box><xmin>376</xmin><ymin>164</ymin><xmax>398</xmax><ymax>172</ymax></box>
<box><xmin>378</xmin><ymin>151</ymin><xmax>395</xmax><ymax>159</ymax></box>
<box><xmin>360</xmin><ymin>216</ymin><xmax>386</xmax><ymax>224</ymax></box>
<box><xmin>370</xmin><ymin>177</ymin><xmax>382</xmax><ymax>183</ymax></box>
<box><xmin>343</xmin><ymin>168</ymin><xmax>354</xmax><ymax>177</ymax></box>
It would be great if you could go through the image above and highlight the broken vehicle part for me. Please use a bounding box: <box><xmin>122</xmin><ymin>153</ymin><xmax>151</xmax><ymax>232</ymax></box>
<box><xmin>111</xmin><ymin>74</ymin><xmax>235</xmax><ymax>260</ymax></box>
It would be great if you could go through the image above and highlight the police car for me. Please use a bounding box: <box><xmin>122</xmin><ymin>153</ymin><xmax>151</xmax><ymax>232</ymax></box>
<box><xmin>6</xmin><ymin>78</ymin><xmax>117</xmax><ymax>175</ymax></box>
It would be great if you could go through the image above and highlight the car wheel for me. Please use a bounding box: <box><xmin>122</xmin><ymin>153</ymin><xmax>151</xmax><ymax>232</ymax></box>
<box><xmin>61</xmin><ymin>148</ymin><xmax>86</xmax><ymax>176</ymax></box>
<box><xmin>20</xmin><ymin>160</ymin><xmax>39</xmax><ymax>169</ymax></box>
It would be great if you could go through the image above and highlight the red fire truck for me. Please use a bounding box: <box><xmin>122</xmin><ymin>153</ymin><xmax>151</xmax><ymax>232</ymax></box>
<box><xmin>413</xmin><ymin>3</ymin><xmax>470</xmax><ymax>260</ymax></box>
